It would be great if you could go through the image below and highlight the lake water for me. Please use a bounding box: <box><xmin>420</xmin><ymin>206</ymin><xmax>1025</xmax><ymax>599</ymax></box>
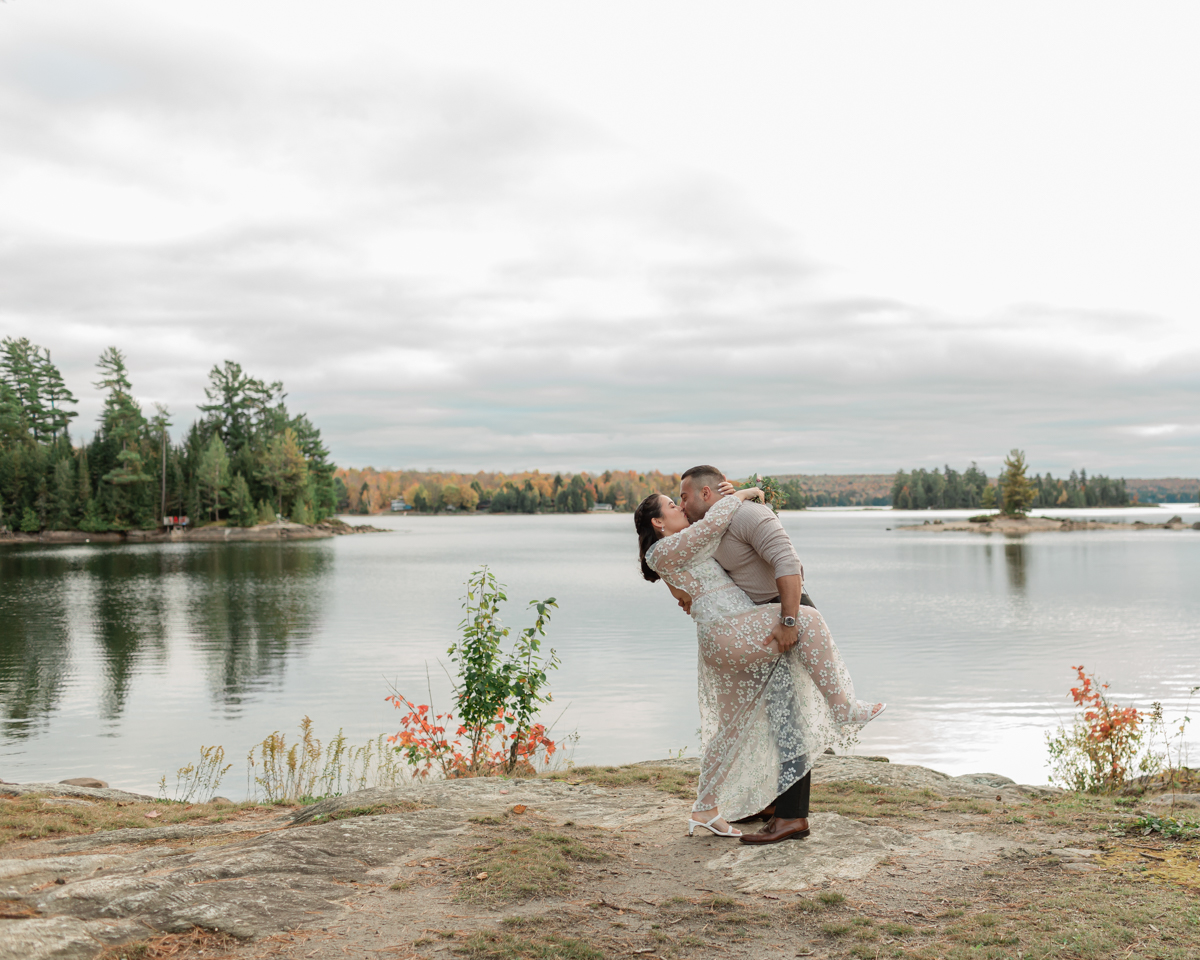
<box><xmin>3</xmin><ymin>506</ymin><xmax>1199</xmax><ymax>796</ymax></box>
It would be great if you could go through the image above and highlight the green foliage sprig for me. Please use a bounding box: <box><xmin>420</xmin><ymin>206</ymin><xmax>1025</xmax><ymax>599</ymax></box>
<box><xmin>1125</xmin><ymin>814</ymin><xmax>1200</xmax><ymax>840</ymax></box>
<box><xmin>737</xmin><ymin>474</ymin><xmax>784</xmax><ymax>512</ymax></box>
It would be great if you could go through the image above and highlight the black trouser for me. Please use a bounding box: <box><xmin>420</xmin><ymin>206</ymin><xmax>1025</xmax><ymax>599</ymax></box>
<box><xmin>774</xmin><ymin>770</ymin><xmax>811</xmax><ymax>819</ymax></box>
<box><xmin>758</xmin><ymin>590</ymin><xmax>816</xmax><ymax>820</ymax></box>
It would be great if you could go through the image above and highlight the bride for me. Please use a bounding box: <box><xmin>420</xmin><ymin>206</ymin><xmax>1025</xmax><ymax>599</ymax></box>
<box><xmin>635</xmin><ymin>486</ymin><xmax>883</xmax><ymax>841</ymax></box>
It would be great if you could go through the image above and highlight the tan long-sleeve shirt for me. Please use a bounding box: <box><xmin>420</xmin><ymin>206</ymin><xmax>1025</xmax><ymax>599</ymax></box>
<box><xmin>711</xmin><ymin>501</ymin><xmax>802</xmax><ymax>603</ymax></box>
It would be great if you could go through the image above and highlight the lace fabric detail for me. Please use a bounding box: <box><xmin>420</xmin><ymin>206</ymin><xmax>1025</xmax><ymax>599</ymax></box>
<box><xmin>646</xmin><ymin>495</ymin><xmax>872</xmax><ymax>820</ymax></box>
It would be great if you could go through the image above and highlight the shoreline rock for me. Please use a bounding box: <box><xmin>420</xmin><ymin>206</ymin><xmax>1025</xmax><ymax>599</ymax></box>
<box><xmin>0</xmin><ymin>518</ymin><xmax>386</xmax><ymax>546</ymax></box>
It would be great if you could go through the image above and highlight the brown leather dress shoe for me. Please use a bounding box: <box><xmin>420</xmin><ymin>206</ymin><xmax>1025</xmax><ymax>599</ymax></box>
<box><xmin>737</xmin><ymin>816</ymin><xmax>811</xmax><ymax>844</ymax></box>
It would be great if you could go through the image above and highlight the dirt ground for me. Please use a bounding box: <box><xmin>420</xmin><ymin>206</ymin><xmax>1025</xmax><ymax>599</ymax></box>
<box><xmin>3</xmin><ymin>760</ymin><xmax>1199</xmax><ymax>960</ymax></box>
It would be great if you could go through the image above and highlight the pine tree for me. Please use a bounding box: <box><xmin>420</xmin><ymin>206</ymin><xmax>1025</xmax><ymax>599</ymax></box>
<box><xmin>50</xmin><ymin>457</ymin><xmax>76</xmax><ymax>530</ymax></box>
<box><xmin>197</xmin><ymin>433</ymin><xmax>231</xmax><ymax>522</ymax></box>
<box><xmin>290</xmin><ymin>497</ymin><xmax>311</xmax><ymax>524</ymax></box>
<box><xmin>78</xmin><ymin>498</ymin><xmax>105</xmax><ymax>533</ymax></box>
<box><xmin>1000</xmin><ymin>449</ymin><xmax>1036</xmax><ymax>516</ymax></box>
<box><xmin>198</xmin><ymin>360</ymin><xmax>284</xmax><ymax>452</ymax></box>
<box><xmin>94</xmin><ymin>348</ymin><xmax>152</xmax><ymax>516</ymax></box>
<box><xmin>255</xmin><ymin>427</ymin><xmax>307</xmax><ymax>516</ymax></box>
<box><xmin>0</xmin><ymin>381</ymin><xmax>28</xmax><ymax>444</ymax></box>
<box><xmin>186</xmin><ymin>481</ymin><xmax>204</xmax><ymax>528</ymax></box>
<box><xmin>37</xmin><ymin>348</ymin><xmax>78</xmax><ymax>442</ymax></box>
<box><xmin>228</xmin><ymin>473</ymin><xmax>257</xmax><ymax>527</ymax></box>
<box><xmin>1</xmin><ymin>337</ymin><xmax>47</xmax><ymax>441</ymax></box>
<box><xmin>257</xmin><ymin>498</ymin><xmax>275</xmax><ymax>523</ymax></box>
<box><xmin>75</xmin><ymin>448</ymin><xmax>93</xmax><ymax>523</ymax></box>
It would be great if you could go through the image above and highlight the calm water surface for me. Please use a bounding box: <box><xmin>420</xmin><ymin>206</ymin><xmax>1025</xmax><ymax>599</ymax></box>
<box><xmin>2</xmin><ymin>506</ymin><xmax>1199</xmax><ymax>794</ymax></box>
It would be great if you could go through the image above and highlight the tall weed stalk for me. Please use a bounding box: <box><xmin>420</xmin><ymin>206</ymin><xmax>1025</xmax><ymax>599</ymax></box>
<box><xmin>245</xmin><ymin>717</ymin><xmax>409</xmax><ymax>803</ymax></box>
<box><xmin>159</xmin><ymin>745</ymin><xmax>232</xmax><ymax>803</ymax></box>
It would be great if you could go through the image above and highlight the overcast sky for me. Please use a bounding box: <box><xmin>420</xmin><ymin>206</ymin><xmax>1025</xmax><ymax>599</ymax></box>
<box><xmin>2</xmin><ymin>2</ymin><xmax>1198</xmax><ymax>477</ymax></box>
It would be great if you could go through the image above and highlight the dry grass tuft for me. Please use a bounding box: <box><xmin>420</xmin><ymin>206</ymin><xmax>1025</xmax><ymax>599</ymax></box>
<box><xmin>810</xmin><ymin>780</ymin><xmax>937</xmax><ymax>819</ymax></box>
<box><xmin>98</xmin><ymin>927</ymin><xmax>241</xmax><ymax>959</ymax></box>
<box><xmin>450</xmin><ymin>931</ymin><xmax>603</xmax><ymax>959</ymax></box>
<box><xmin>456</xmin><ymin>823</ymin><xmax>611</xmax><ymax>903</ymax></box>
<box><xmin>541</xmin><ymin>764</ymin><xmax>697</xmax><ymax>799</ymax></box>
<box><xmin>0</xmin><ymin>794</ymin><xmax>269</xmax><ymax>848</ymax></box>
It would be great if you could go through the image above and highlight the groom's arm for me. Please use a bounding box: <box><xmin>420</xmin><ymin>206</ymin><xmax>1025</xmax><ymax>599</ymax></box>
<box><xmin>771</xmin><ymin>574</ymin><xmax>802</xmax><ymax>652</ymax></box>
<box><xmin>742</xmin><ymin>508</ymin><xmax>804</xmax><ymax>651</ymax></box>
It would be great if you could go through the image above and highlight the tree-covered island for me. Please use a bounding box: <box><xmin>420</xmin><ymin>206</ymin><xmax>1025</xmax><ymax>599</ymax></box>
<box><xmin>891</xmin><ymin>455</ymin><xmax>1132</xmax><ymax>511</ymax></box>
<box><xmin>0</xmin><ymin>337</ymin><xmax>337</xmax><ymax>534</ymax></box>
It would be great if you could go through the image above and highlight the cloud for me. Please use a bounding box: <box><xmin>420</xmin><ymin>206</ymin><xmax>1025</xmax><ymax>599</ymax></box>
<box><xmin>0</xmin><ymin>17</ymin><xmax>1197</xmax><ymax>478</ymax></box>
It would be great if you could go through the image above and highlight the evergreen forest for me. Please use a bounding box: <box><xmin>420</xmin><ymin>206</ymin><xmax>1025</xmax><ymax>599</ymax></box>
<box><xmin>891</xmin><ymin>462</ymin><xmax>1131</xmax><ymax>510</ymax></box>
<box><xmin>0</xmin><ymin>338</ymin><xmax>336</xmax><ymax>533</ymax></box>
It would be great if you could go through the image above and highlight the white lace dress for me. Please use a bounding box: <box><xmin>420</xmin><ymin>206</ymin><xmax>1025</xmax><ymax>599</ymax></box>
<box><xmin>645</xmin><ymin>495</ymin><xmax>871</xmax><ymax>820</ymax></box>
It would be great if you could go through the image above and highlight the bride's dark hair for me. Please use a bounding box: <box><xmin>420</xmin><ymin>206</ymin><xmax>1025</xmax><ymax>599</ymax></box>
<box><xmin>633</xmin><ymin>493</ymin><xmax>666</xmax><ymax>583</ymax></box>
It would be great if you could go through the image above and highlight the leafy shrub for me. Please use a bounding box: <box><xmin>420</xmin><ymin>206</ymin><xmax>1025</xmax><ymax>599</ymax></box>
<box><xmin>388</xmin><ymin>567</ymin><xmax>560</xmax><ymax>778</ymax></box>
<box><xmin>1046</xmin><ymin>665</ymin><xmax>1157</xmax><ymax>792</ymax></box>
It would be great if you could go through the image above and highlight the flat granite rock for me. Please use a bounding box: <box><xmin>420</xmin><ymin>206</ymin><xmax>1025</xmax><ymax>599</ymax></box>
<box><xmin>810</xmin><ymin>755</ymin><xmax>1048</xmax><ymax>799</ymax></box>
<box><xmin>708</xmin><ymin>812</ymin><xmax>911</xmax><ymax>892</ymax></box>
<box><xmin>0</xmin><ymin>782</ymin><xmax>155</xmax><ymax>804</ymax></box>
<box><xmin>0</xmin><ymin>916</ymin><xmax>104</xmax><ymax>960</ymax></box>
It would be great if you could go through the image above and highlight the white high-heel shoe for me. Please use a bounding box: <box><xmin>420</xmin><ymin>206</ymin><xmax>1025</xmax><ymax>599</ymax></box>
<box><xmin>687</xmin><ymin>814</ymin><xmax>742</xmax><ymax>838</ymax></box>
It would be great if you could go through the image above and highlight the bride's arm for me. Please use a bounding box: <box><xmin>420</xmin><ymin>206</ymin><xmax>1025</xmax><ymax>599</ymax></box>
<box><xmin>647</xmin><ymin>494</ymin><xmax>743</xmax><ymax>575</ymax></box>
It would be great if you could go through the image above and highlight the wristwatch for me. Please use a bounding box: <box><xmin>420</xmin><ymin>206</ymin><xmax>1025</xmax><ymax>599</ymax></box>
<box><xmin>781</xmin><ymin>615</ymin><xmax>797</xmax><ymax>628</ymax></box>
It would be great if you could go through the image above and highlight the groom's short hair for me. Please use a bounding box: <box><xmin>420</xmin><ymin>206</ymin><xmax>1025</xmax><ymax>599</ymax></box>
<box><xmin>681</xmin><ymin>465</ymin><xmax>724</xmax><ymax>492</ymax></box>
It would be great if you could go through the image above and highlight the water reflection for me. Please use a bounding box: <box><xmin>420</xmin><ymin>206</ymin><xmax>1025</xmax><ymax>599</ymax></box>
<box><xmin>0</xmin><ymin>552</ymin><xmax>73</xmax><ymax>738</ymax></box>
<box><xmin>0</xmin><ymin>543</ymin><xmax>331</xmax><ymax>729</ymax></box>
<box><xmin>185</xmin><ymin>545</ymin><xmax>330</xmax><ymax>706</ymax></box>
<box><xmin>1003</xmin><ymin>540</ymin><xmax>1027</xmax><ymax>592</ymax></box>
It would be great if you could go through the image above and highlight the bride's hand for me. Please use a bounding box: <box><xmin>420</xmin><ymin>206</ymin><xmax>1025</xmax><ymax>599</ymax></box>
<box><xmin>716</xmin><ymin>480</ymin><xmax>737</xmax><ymax>497</ymax></box>
<box><xmin>735</xmin><ymin>486</ymin><xmax>764</xmax><ymax>503</ymax></box>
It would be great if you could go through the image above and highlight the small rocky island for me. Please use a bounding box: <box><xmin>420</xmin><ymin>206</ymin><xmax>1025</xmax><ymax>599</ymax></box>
<box><xmin>898</xmin><ymin>514</ymin><xmax>1198</xmax><ymax>534</ymax></box>
<box><xmin>2</xmin><ymin>756</ymin><xmax>1196</xmax><ymax>959</ymax></box>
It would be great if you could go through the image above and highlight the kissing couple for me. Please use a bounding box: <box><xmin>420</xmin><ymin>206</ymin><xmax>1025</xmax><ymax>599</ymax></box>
<box><xmin>634</xmin><ymin>465</ymin><xmax>885</xmax><ymax>845</ymax></box>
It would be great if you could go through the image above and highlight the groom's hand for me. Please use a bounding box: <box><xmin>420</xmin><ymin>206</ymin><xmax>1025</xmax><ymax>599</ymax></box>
<box><xmin>768</xmin><ymin>621</ymin><xmax>800</xmax><ymax>653</ymax></box>
<box><xmin>667</xmin><ymin>584</ymin><xmax>693</xmax><ymax>615</ymax></box>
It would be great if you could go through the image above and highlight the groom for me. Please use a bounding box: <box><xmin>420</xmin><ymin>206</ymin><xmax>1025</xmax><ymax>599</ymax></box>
<box><xmin>674</xmin><ymin>464</ymin><xmax>816</xmax><ymax>845</ymax></box>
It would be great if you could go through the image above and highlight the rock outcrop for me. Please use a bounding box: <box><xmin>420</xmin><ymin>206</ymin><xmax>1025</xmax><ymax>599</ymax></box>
<box><xmin>0</xmin><ymin>757</ymin><xmax>1135</xmax><ymax>960</ymax></box>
